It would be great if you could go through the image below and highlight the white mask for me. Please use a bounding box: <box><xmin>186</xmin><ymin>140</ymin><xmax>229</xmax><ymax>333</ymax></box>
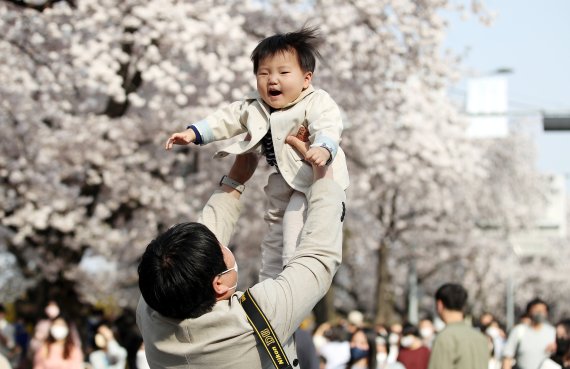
<box><xmin>50</xmin><ymin>326</ymin><xmax>69</xmax><ymax>340</ymax></box>
<box><xmin>420</xmin><ymin>327</ymin><xmax>434</xmax><ymax>339</ymax></box>
<box><xmin>388</xmin><ymin>333</ymin><xmax>400</xmax><ymax>345</ymax></box>
<box><xmin>218</xmin><ymin>248</ymin><xmax>238</xmax><ymax>291</ymax></box>
<box><xmin>400</xmin><ymin>335</ymin><xmax>415</xmax><ymax>348</ymax></box>
<box><xmin>486</xmin><ymin>327</ymin><xmax>500</xmax><ymax>339</ymax></box>
<box><xmin>376</xmin><ymin>352</ymin><xmax>388</xmax><ymax>363</ymax></box>
<box><xmin>227</xmin><ymin>261</ymin><xmax>238</xmax><ymax>291</ymax></box>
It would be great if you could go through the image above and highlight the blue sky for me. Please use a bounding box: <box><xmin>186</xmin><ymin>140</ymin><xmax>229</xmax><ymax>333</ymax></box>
<box><xmin>442</xmin><ymin>0</ymin><xmax>570</xmax><ymax>183</ymax></box>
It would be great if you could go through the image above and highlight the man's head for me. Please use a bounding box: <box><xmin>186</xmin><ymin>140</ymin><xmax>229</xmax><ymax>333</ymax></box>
<box><xmin>251</xmin><ymin>27</ymin><xmax>322</xmax><ymax>109</ymax></box>
<box><xmin>435</xmin><ymin>283</ymin><xmax>468</xmax><ymax>321</ymax></box>
<box><xmin>138</xmin><ymin>222</ymin><xmax>238</xmax><ymax>319</ymax></box>
<box><xmin>525</xmin><ymin>297</ymin><xmax>549</xmax><ymax>325</ymax></box>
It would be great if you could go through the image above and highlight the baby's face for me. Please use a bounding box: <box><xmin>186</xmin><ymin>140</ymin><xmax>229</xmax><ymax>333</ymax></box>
<box><xmin>255</xmin><ymin>50</ymin><xmax>312</xmax><ymax>109</ymax></box>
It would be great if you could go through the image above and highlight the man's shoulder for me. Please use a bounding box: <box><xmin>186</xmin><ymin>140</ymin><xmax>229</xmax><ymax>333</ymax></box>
<box><xmin>540</xmin><ymin>323</ymin><xmax>557</xmax><ymax>336</ymax></box>
<box><xmin>441</xmin><ymin>322</ymin><xmax>485</xmax><ymax>339</ymax></box>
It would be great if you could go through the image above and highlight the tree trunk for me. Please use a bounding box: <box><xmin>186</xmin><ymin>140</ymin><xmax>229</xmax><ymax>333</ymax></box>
<box><xmin>15</xmin><ymin>278</ymin><xmax>89</xmax><ymax>324</ymax></box>
<box><xmin>375</xmin><ymin>239</ymin><xmax>395</xmax><ymax>324</ymax></box>
<box><xmin>313</xmin><ymin>287</ymin><xmax>336</xmax><ymax>326</ymax></box>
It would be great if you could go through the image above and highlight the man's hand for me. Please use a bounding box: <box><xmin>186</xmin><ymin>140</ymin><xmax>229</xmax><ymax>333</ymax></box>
<box><xmin>305</xmin><ymin>146</ymin><xmax>331</xmax><ymax>167</ymax></box>
<box><xmin>165</xmin><ymin>128</ymin><xmax>196</xmax><ymax>150</ymax></box>
<box><xmin>286</xmin><ymin>136</ymin><xmax>332</xmax><ymax>181</ymax></box>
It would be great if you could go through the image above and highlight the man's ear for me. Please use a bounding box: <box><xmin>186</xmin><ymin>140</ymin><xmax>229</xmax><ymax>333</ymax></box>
<box><xmin>436</xmin><ymin>300</ymin><xmax>444</xmax><ymax>314</ymax></box>
<box><xmin>212</xmin><ymin>275</ymin><xmax>229</xmax><ymax>296</ymax></box>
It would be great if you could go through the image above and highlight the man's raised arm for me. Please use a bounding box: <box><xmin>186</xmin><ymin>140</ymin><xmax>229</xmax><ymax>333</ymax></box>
<box><xmin>198</xmin><ymin>153</ymin><xmax>259</xmax><ymax>246</ymax></box>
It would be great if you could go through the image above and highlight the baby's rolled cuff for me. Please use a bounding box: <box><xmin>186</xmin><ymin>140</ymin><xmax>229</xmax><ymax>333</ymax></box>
<box><xmin>186</xmin><ymin>119</ymin><xmax>214</xmax><ymax>145</ymax></box>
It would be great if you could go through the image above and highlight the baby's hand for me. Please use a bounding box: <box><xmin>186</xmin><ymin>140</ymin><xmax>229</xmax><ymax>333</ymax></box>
<box><xmin>305</xmin><ymin>146</ymin><xmax>331</xmax><ymax>167</ymax></box>
<box><xmin>165</xmin><ymin>128</ymin><xmax>196</xmax><ymax>150</ymax></box>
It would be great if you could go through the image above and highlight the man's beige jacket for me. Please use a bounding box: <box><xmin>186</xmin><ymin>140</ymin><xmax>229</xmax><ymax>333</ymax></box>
<box><xmin>137</xmin><ymin>179</ymin><xmax>345</xmax><ymax>368</ymax></box>
<box><xmin>191</xmin><ymin>86</ymin><xmax>349</xmax><ymax>193</ymax></box>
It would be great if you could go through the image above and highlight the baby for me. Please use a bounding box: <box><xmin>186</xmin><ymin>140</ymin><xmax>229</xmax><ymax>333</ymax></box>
<box><xmin>166</xmin><ymin>27</ymin><xmax>349</xmax><ymax>281</ymax></box>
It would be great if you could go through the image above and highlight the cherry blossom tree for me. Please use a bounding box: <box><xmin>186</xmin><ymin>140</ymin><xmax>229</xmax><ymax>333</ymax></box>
<box><xmin>1</xmin><ymin>0</ymin><xmax>564</xmax><ymax>324</ymax></box>
<box><xmin>0</xmin><ymin>0</ymin><xmax>266</xmax><ymax>310</ymax></box>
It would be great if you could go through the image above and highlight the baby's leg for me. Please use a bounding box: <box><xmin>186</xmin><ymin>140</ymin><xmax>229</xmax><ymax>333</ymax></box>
<box><xmin>282</xmin><ymin>191</ymin><xmax>307</xmax><ymax>267</ymax></box>
<box><xmin>259</xmin><ymin>172</ymin><xmax>294</xmax><ymax>282</ymax></box>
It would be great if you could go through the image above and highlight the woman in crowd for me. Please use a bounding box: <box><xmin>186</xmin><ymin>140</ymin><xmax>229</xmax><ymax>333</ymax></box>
<box><xmin>33</xmin><ymin>316</ymin><xmax>83</xmax><ymax>369</ymax></box>
<box><xmin>396</xmin><ymin>324</ymin><xmax>430</xmax><ymax>369</ymax></box>
<box><xmin>345</xmin><ymin>328</ymin><xmax>377</xmax><ymax>369</ymax></box>
<box><xmin>552</xmin><ymin>319</ymin><xmax>570</xmax><ymax>369</ymax></box>
<box><xmin>89</xmin><ymin>323</ymin><xmax>127</xmax><ymax>369</ymax></box>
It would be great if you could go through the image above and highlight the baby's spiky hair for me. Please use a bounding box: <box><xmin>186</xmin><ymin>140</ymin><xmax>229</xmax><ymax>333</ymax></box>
<box><xmin>251</xmin><ymin>26</ymin><xmax>323</xmax><ymax>74</ymax></box>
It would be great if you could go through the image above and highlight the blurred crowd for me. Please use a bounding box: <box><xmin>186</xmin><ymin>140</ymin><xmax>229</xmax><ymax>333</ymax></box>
<box><xmin>299</xmin><ymin>294</ymin><xmax>570</xmax><ymax>369</ymax></box>
<box><xmin>1</xmin><ymin>292</ymin><xmax>569</xmax><ymax>369</ymax></box>
<box><xmin>0</xmin><ymin>301</ymin><xmax>149</xmax><ymax>369</ymax></box>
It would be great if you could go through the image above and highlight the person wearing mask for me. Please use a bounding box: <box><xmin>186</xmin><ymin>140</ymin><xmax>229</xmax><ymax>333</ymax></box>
<box><xmin>375</xmin><ymin>335</ymin><xmax>405</xmax><ymax>369</ymax></box>
<box><xmin>88</xmin><ymin>323</ymin><xmax>127</xmax><ymax>369</ymax></box>
<box><xmin>33</xmin><ymin>316</ymin><xmax>83</xmax><ymax>369</ymax></box>
<box><xmin>485</xmin><ymin>320</ymin><xmax>506</xmax><ymax>363</ymax></box>
<box><xmin>551</xmin><ymin>319</ymin><xmax>570</xmax><ymax>369</ymax></box>
<box><xmin>502</xmin><ymin>298</ymin><xmax>556</xmax><ymax>369</ymax></box>
<box><xmin>30</xmin><ymin>301</ymin><xmax>60</xmax><ymax>356</ymax></box>
<box><xmin>137</xmin><ymin>141</ymin><xmax>346</xmax><ymax>369</ymax></box>
<box><xmin>427</xmin><ymin>283</ymin><xmax>489</xmax><ymax>369</ymax></box>
<box><xmin>387</xmin><ymin>326</ymin><xmax>401</xmax><ymax>364</ymax></box>
<box><xmin>345</xmin><ymin>328</ymin><xmax>377</xmax><ymax>369</ymax></box>
<box><xmin>418</xmin><ymin>318</ymin><xmax>436</xmax><ymax>349</ymax></box>
<box><xmin>397</xmin><ymin>324</ymin><xmax>430</xmax><ymax>369</ymax></box>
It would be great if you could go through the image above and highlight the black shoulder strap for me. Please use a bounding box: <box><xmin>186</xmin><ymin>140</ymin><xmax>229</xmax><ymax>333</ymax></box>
<box><xmin>240</xmin><ymin>289</ymin><xmax>293</xmax><ymax>369</ymax></box>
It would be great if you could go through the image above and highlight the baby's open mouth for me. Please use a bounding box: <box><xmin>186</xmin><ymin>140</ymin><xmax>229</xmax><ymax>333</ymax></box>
<box><xmin>269</xmin><ymin>90</ymin><xmax>282</xmax><ymax>96</ymax></box>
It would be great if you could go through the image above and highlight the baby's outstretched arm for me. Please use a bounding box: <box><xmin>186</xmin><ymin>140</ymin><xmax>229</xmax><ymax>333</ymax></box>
<box><xmin>165</xmin><ymin>128</ymin><xmax>196</xmax><ymax>150</ymax></box>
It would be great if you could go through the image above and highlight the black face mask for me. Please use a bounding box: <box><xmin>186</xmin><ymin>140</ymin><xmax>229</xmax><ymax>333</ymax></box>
<box><xmin>556</xmin><ymin>338</ymin><xmax>570</xmax><ymax>356</ymax></box>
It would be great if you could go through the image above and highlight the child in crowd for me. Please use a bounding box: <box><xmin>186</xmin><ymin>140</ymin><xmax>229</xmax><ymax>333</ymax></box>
<box><xmin>165</xmin><ymin>27</ymin><xmax>349</xmax><ymax>281</ymax></box>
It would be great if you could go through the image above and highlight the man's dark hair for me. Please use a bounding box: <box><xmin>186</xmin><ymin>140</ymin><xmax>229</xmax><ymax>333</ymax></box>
<box><xmin>138</xmin><ymin>222</ymin><xmax>227</xmax><ymax>319</ymax></box>
<box><xmin>0</xmin><ymin>304</ymin><xmax>5</xmax><ymax>314</ymax></box>
<box><xmin>250</xmin><ymin>26</ymin><xmax>322</xmax><ymax>74</ymax></box>
<box><xmin>435</xmin><ymin>283</ymin><xmax>468</xmax><ymax>312</ymax></box>
<box><xmin>526</xmin><ymin>297</ymin><xmax>549</xmax><ymax>314</ymax></box>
